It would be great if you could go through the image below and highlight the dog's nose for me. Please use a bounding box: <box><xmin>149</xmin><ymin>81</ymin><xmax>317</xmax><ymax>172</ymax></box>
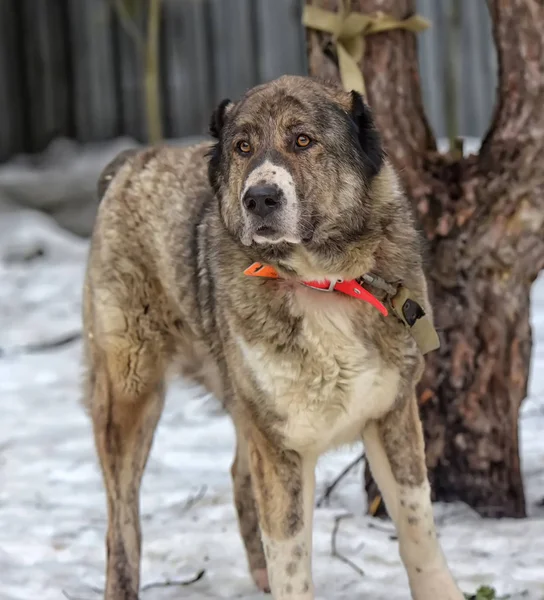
<box><xmin>243</xmin><ymin>185</ymin><xmax>282</xmax><ymax>218</ymax></box>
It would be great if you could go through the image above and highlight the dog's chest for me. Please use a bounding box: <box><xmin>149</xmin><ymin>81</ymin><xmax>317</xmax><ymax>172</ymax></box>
<box><xmin>237</xmin><ymin>295</ymin><xmax>400</xmax><ymax>454</ymax></box>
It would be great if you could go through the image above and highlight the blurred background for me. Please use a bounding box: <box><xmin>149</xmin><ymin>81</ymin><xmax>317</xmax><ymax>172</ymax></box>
<box><xmin>0</xmin><ymin>0</ymin><xmax>495</xmax><ymax>156</ymax></box>
<box><xmin>0</xmin><ymin>0</ymin><xmax>497</xmax><ymax>235</ymax></box>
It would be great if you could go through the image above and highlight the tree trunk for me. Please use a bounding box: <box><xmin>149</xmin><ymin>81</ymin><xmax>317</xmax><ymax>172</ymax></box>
<box><xmin>306</xmin><ymin>0</ymin><xmax>544</xmax><ymax>518</ymax></box>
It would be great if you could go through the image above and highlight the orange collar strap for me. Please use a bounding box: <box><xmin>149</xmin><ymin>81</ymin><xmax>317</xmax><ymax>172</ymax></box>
<box><xmin>243</xmin><ymin>262</ymin><xmax>388</xmax><ymax>317</ymax></box>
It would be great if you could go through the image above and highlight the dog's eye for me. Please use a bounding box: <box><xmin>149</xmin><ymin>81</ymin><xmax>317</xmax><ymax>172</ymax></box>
<box><xmin>237</xmin><ymin>140</ymin><xmax>252</xmax><ymax>155</ymax></box>
<box><xmin>295</xmin><ymin>134</ymin><xmax>312</xmax><ymax>149</ymax></box>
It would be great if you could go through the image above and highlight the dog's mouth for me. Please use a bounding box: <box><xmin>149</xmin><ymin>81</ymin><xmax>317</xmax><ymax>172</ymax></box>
<box><xmin>253</xmin><ymin>226</ymin><xmax>287</xmax><ymax>244</ymax></box>
<box><xmin>251</xmin><ymin>225</ymin><xmax>315</xmax><ymax>246</ymax></box>
<box><xmin>255</xmin><ymin>225</ymin><xmax>278</xmax><ymax>237</ymax></box>
<box><xmin>240</xmin><ymin>217</ymin><xmax>307</xmax><ymax>247</ymax></box>
<box><xmin>251</xmin><ymin>225</ymin><xmax>302</xmax><ymax>246</ymax></box>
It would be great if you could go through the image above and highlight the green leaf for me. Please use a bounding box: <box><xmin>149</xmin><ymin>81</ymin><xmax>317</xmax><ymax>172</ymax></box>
<box><xmin>464</xmin><ymin>586</ymin><xmax>511</xmax><ymax>600</ymax></box>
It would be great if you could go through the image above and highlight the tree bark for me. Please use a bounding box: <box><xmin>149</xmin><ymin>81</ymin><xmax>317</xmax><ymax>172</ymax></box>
<box><xmin>306</xmin><ymin>0</ymin><xmax>544</xmax><ymax>518</ymax></box>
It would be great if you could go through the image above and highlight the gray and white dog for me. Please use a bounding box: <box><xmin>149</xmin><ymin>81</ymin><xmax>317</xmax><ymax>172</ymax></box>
<box><xmin>82</xmin><ymin>75</ymin><xmax>463</xmax><ymax>600</ymax></box>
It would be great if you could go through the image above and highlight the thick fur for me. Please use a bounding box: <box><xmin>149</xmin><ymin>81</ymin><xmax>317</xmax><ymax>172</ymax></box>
<box><xmin>82</xmin><ymin>75</ymin><xmax>463</xmax><ymax>600</ymax></box>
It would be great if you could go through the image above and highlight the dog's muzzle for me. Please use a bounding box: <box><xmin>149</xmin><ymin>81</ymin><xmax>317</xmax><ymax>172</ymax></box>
<box><xmin>240</xmin><ymin>160</ymin><xmax>301</xmax><ymax>245</ymax></box>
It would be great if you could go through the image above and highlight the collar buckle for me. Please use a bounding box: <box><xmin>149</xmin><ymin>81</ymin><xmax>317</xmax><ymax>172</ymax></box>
<box><xmin>301</xmin><ymin>278</ymin><xmax>343</xmax><ymax>292</ymax></box>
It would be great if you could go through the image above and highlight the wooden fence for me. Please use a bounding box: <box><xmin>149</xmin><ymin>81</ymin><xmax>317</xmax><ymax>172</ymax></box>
<box><xmin>0</xmin><ymin>0</ymin><xmax>497</xmax><ymax>163</ymax></box>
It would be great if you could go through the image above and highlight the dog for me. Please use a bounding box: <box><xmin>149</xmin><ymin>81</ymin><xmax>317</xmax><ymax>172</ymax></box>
<box><xmin>82</xmin><ymin>75</ymin><xmax>464</xmax><ymax>599</ymax></box>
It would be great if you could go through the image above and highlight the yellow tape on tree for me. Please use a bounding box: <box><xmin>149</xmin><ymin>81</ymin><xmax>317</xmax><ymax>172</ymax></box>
<box><xmin>303</xmin><ymin>2</ymin><xmax>430</xmax><ymax>96</ymax></box>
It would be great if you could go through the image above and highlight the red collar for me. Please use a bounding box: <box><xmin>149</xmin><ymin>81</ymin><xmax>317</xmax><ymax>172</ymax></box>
<box><xmin>244</xmin><ymin>262</ymin><xmax>388</xmax><ymax>316</ymax></box>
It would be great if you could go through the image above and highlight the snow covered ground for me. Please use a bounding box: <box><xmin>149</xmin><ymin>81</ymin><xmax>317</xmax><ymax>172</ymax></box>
<box><xmin>1</xmin><ymin>209</ymin><xmax>543</xmax><ymax>600</ymax></box>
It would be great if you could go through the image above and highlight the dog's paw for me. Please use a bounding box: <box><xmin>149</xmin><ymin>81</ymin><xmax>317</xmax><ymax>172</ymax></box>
<box><xmin>252</xmin><ymin>568</ymin><xmax>271</xmax><ymax>593</ymax></box>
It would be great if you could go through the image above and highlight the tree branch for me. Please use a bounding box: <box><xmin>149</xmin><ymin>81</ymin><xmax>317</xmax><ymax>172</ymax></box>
<box><xmin>468</xmin><ymin>0</ymin><xmax>544</xmax><ymax>280</ymax></box>
<box><xmin>480</xmin><ymin>0</ymin><xmax>544</xmax><ymax>159</ymax></box>
<box><xmin>357</xmin><ymin>0</ymin><xmax>436</xmax><ymax>172</ymax></box>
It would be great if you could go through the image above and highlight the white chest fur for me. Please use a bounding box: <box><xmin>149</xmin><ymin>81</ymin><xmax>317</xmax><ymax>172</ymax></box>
<box><xmin>236</xmin><ymin>291</ymin><xmax>400</xmax><ymax>454</ymax></box>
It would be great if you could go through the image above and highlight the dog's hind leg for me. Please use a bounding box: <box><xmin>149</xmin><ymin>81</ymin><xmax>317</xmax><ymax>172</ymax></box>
<box><xmin>231</xmin><ymin>426</ymin><xmax>269</xmax><ymax>593</ymax></box>
<box><xmin>247</xmin><ymin>429</ymin><xmax>316</xmax><ymax>600</ymax></box>
<box><xmin>85</xmin><ymin>295</ymin><xmax>168</xmax><ymax>600</ymax></box>
<box><xmin>362</xmin><ymin>393</ymin><xmax>464</xmax><ymax>600</ymax></box>
<box><xmin>90</xmin><ymin>355</ymin><xmax>165</xmax><ymax>600</ymax></box>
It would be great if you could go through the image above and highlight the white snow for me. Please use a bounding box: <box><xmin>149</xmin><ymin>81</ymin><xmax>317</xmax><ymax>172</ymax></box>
<box><xmin>1</xmin><ymin>206</ymin><xmax>543</xmax><ymax>600</ymax></box>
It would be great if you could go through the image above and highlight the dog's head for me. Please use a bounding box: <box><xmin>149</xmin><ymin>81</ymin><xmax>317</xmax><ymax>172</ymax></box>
<box><xmin>207</xmin><ymin>75</ymin><xmax>384</xmax><ymax>258</ymax></box>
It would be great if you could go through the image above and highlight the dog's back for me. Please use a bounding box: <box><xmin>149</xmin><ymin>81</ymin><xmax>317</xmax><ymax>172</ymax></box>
<box><xmin>83</xmin><ymin>142</ymin><xmax>226</xmax><ymax>410</ymax></box>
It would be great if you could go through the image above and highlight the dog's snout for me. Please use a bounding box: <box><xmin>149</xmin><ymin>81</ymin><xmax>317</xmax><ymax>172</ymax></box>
<box><xmin>243</xmin><ymin>185</ymin><xmax>282</xmax><ymax>219</ymax></box>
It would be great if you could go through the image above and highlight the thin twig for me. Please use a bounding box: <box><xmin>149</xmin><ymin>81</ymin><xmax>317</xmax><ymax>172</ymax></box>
<box><xmin>1</xmin><ymin>332</ymin><xmax>82</xmax><ymax>358</ymax></box>
<box><xmin>141</xmin><ymin>570</ymin><xmax>206</xmax><ymax>591</ymax></box>
<box><xmin>69</xmin><ymin>490</ymin><xmax>206</xmax><ymax>600</ymax></box>
<box><xmin>331</xmin><ymin>514</ymin><xmax>365</xmax><ymax>577</ymax></box>
<box><xmin>367</xmin><ymin>520</ymin><xmax>397</xmax><ymax>540</ymax></box>
<box><xmin>316</xmin><ymin>452</ymin><xmax>365</xmax><ymax>508</ymax></box>
<box><xmin>26</xmin><ymin>332</ymin><xmax>82</xmax><ymax>353</ymax></box>
<box><xmin>80</xmin><ymin>570</ymin><xmax>206</xmax><ymax>598</ymax></box>
<box><xmin>183</xmin><ymin>485</ymin><xmax>207</xmax><ymax>512</ymax></box>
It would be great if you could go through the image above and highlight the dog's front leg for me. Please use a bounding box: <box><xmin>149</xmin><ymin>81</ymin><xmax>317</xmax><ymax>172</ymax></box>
<box><xmin>231</xmin><ymin>424</ymin><xmax>269</xmax><ymax>592</ymax></box>
<box><xmin>362</xmin><ymin>392</ymin><xmax>464</xmax><ymax>600</ymax></box>
<box><xmin>247</xmin><ymin>431</ymin><xmax>315</xmax><ymax>600</ymax></box>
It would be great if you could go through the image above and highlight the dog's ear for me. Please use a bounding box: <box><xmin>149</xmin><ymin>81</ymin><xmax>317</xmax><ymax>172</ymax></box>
<box><xmin>350</xmin><ymin>91</ymin><xmax>384</xmax><ymax>178</ymax></box>
<box><xmin>209</xmin><ymin>99</ymin><xmax>234</xmax><ymax>139</ymax></box>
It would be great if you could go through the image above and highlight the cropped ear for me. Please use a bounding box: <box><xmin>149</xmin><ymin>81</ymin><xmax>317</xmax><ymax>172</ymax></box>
<box><xmin>209</xmin><ymin>98</ymin><xmax>234</xmax><ymax>139</ymax></box>
<box><xmin>350</xmin><ymin>91</ymin><xmax>384</xmax><ymax>178</ymax></box>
